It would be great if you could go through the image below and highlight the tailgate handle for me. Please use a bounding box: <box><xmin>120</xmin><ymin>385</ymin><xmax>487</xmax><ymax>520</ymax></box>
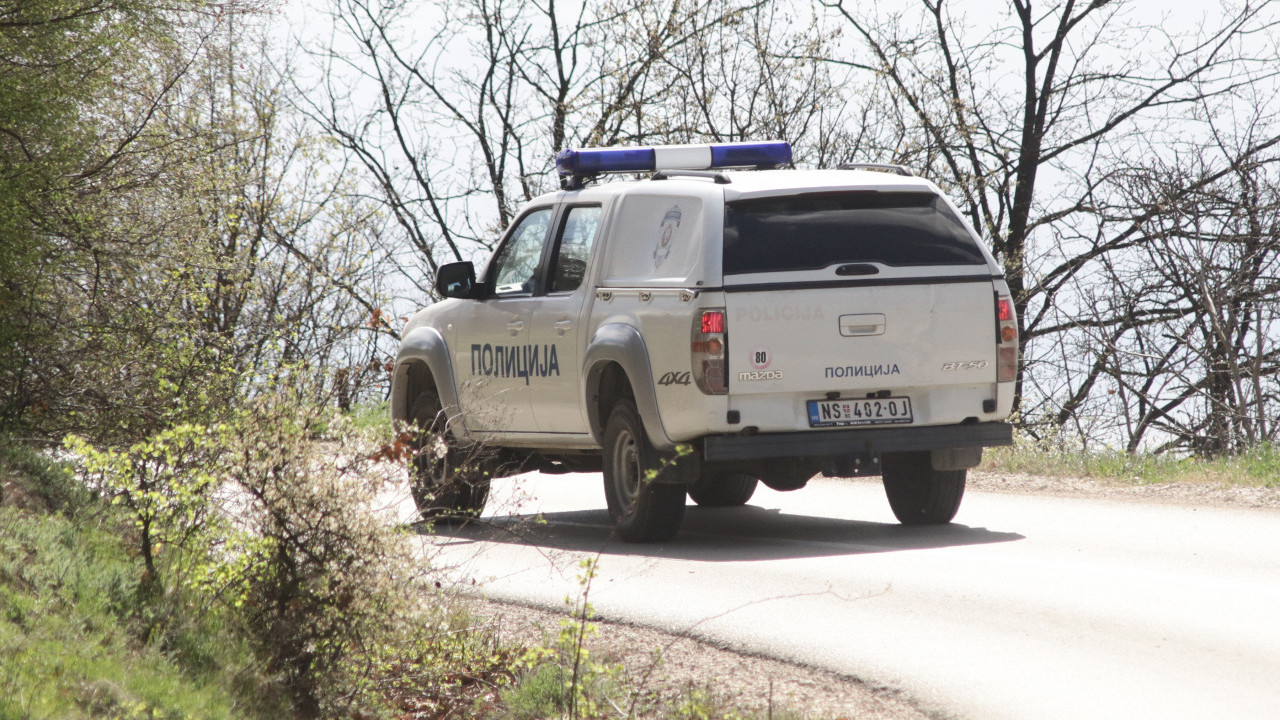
<box><xmin>835</xmin><ymin>263</ymin><xmax>879</xmax><ymax>276</ymax></box>
<box><xmin>840</xmin><ymin>313</ymin><xmax>886</xmax><ymax>337</ymax></box>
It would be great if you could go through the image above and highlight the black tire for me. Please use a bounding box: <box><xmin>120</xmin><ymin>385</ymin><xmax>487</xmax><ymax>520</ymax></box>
<box><xmin>688</xmin><ymin>471</ymin><xmax>758</xmax><ymax>507</ymax></box>
<box><xmin>880</xmin><ymin>451</ymin><xmax>965</xmax><ymax>525</ymax></box>
<box><xmin>409</xmin><ymin>388</ymin><xmax>490</xmax><ymax>523</ymax></box>
<box><xmin>602</xmin><ymin>400</ymin><xmax>686</xmax><ymax>542</ymax></box>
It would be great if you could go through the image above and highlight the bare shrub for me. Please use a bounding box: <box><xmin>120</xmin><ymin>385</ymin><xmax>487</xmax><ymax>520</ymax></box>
<box><xmin>207</xmin><ymin>390</ymin><xmax>443</xmax><ymax>717</ymax></box>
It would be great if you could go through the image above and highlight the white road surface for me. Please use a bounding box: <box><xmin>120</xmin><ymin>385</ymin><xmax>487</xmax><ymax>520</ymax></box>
<box><xmin>403</xmin><ymin>472</ymin><xmax>1280</xmax><ymax>720</ymax></box>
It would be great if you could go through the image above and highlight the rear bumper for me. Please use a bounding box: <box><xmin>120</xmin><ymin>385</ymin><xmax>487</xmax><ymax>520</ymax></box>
<box><xmin>702</xmin><ymin>422</ymin><xmax>1012</xmax><ymax>462</ymax></box>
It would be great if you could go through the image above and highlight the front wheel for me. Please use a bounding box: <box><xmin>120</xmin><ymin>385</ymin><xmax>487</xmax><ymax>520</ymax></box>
<box><xmin>409</xmin><ymin>389</ymin><xmax>490</xmax><ymax>523</ymax></box>
<box><xmin>602</xmin><ymin>400</ymin><xmax>686</xmax><ymax>542</ymax></box>
<box><xmin>880</xmin><ymin>451</ymin><xmax>965</xmax><ymax>525</ymax></box>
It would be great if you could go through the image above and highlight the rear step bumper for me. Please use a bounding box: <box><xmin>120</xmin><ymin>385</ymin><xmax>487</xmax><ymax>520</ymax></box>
<box><xmin>703</xmin><ymin>422</ymin><xmax>1013</xmax><ymax>462</ymax></box>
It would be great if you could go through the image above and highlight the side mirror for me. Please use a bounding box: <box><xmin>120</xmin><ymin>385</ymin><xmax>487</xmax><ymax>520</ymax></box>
<box><xmin>435</xmin><ymin>261</ymin><xmax>477</xmax><ymax>299</ymax></box>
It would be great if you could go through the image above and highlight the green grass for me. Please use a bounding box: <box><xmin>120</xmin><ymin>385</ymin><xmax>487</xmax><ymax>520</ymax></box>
<box><xmin>981</xmin><ymin>439</ymin><xmax>1280</xmax><ymax>487</ymax></box>
<box><xmin>0</xmin><ymin>444</ymin><xmax>274</xmax><ymax>720</ymax></box>
<box><xmin>0</xmin><ymin>513</ymin><xmax>250</xmax><ymax>719</ymax></box>
<box><xmin>498</xmin><ymin>663</ymin><xmax>582</xmax><ymax>720</ymax></box>
<box><xmin>345</xmin><ymin>400</ymin><xmax>394</xmax><ymax>441</ymax></box>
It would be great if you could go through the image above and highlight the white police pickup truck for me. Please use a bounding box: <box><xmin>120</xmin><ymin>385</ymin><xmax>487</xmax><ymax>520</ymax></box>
<box><xmin>391</xmin><ymin>141</ymin><xmax>1017</xmax><ymax>542</ymax></box>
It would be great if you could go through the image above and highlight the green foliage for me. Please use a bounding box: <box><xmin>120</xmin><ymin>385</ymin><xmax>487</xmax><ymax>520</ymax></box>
<box><xmin>1235</xmin><ymin>443</ymin><xmax>1280</xmax><ymax>486</ymax></box>
<box><xmin>501</xmin><ymin>663</ymin><xmax>578</xmax><ymax>720</ymax></box>
<box><xmin>380</xmin><ymin>601</ymin><xmax>519</xmax><ymax>717</ymax></box>
<box><xmin>494</xmin><ymin>553</ymin><xmax>827</xmax><ymax>720</ymax></box>
<box><xmin>65</xmin><ymin>426</ymin><xmax>227</xmax><ymax>593</ymax></box>
<box><xmin>6</xmin><ymin>393</ymin><xmax>518</xmax><ymax>718</ymax></box>
<box><xmin>217</xmin><ymin>397</ymin><xmax>405</xmax><ymax>716</ymax></box>
<box><xmin>2</xmin><ymin>2</ymin><xmax>391</xmax><ymax>447</ymax></box>
<box><xmin>346</xmin><ymin>400</ymin><xmax>395</xmax><ymax>443</ymax></box>
<box><xmin>53</xmin><ymin>389</ymin><xmax>419</xmax><ymax>717</ymax></box>
<box><xmin>1</xmin><ymin>0</ymin><xmax>202</xmax><ymax>438</ymax></box>
<box><xmin>119</xmin><ymin>387</ymin><xmax>500</xmax><ymax>718</ymax></box>
<box><xmin>3</xmin><ymin>427</ymin><xmax>851</xmax><ymax>720</ymax></box>
<box><xmin>2</xmin><ymin>412</ymin><xmax>534</xmax><ymax>719</ymax></box>
<box><xmin>644</xmin><ymin>443</ymin><xmax>695</xmax><ymax>484</ymax></box>
<box><xmin>667</xmin><ymin>684</ymin><xmax>817</xmax><ymax>720</ymax></box>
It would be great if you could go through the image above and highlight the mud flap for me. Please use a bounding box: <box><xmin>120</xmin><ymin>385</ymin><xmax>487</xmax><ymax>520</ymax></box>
<box><xmin>931</xmin><ymin>447</ymin><xmax>982</xmax><ymax>471</ymax></box>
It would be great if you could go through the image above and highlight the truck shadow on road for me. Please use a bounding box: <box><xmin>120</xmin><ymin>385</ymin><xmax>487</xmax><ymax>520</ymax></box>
<box><xmin>420</xmin><ymin>505</ymin><xmax>1023</xmax><ymax>561</ymax></box>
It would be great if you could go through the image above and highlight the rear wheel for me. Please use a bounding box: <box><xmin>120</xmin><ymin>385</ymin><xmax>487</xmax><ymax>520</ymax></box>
<box><xmin>688</xmin><ymin>471</ymin><xmax>758</xmax><ymax>507</ymax></box>
<box><xmin>409</xmin><ymin>388</ymin><xmax>490</xmax><ymax>523</ymax></box>
<box><xmin>881</xmin><ymin>451</ymin><xmax>965</xmax><ymax>525</ymax></box>
<box><xmin>602</xmin><ymin>400</ymin><xmax>686</xmax><ymax>542</ymax></box>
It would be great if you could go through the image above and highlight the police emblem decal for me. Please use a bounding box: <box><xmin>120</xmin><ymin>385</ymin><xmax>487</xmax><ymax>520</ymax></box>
<box><xmin>654</xmin><ymin>205</ymin><xmax>682</xmax><ymax>268</ymax></box>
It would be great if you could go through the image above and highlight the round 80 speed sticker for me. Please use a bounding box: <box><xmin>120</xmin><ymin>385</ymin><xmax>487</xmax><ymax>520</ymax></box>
<box><xmin>749</xmin><ymin>346</ymin><xmax>771</xmax><ymax>370</ymax></box>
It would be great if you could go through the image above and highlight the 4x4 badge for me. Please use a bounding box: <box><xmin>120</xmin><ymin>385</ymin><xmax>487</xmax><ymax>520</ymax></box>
<box><xmin>658</xmin><ymin>371</ymin><xmax>691</xmax><ymax>386</ymax></box>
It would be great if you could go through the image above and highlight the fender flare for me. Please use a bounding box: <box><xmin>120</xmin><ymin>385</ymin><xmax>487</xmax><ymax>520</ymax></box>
<box><xmin>391</xmin><ymin>326</ymin><xmax>466</xmax><ymax>438</ymax></box>
<box><xmin>583</xmin><ymin>322</ymin><xmax>675</xmax><ymax>451</ymax></box>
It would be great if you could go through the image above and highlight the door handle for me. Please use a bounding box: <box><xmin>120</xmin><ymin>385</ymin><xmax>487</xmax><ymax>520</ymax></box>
<box><xmin>506</xmin><ymin>319</ymin><xmax>525</xmax><ymax>336</ymax></box>
<box><xmin>835</xmin><ymin>263</ymin><xmax>880</xmax><ymax>276</ymax></box>
<box><xmin>839</xmin><ymin>313</ymin><xmax>886</xmax><ymax>337</ymax></box>
<box><xmin>553</xmin><ymin>319</ymin><xmax>573</xmax><ymax>336</ymax></box>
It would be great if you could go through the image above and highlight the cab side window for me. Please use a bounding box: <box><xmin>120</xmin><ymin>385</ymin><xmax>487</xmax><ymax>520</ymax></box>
<box><xmin>488</xmin><ymin>208</ymin><xmax>552</xmax><ymax>297</ymax></box>
<box><xmin>549</xmin><ymin>206</ymin><xmax>601</xmax><ymax>294</ymax></box>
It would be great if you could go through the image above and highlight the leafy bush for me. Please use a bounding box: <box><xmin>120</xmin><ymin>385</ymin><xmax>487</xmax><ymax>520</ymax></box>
<box><xmin>65</xmin><ymin>425</ymin><xmax>226</xmax><ymax>627</ymax></box>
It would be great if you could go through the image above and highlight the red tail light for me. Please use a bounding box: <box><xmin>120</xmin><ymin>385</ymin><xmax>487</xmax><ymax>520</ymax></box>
<box><xmin>997</xmin><ymin>297</ymin><xmax>1014</xmax><ymax>322</ymax></box>
<box><xmin>693</xmin><ymin>309</ymin><xmax>728</xmax><ymax>394</ymax></box>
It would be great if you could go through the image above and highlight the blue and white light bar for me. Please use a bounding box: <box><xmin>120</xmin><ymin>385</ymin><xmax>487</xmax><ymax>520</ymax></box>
<box><xmin>555</xmin><ymin>141</ymin><xmax>792</xmax><ymax>178</ymax></box>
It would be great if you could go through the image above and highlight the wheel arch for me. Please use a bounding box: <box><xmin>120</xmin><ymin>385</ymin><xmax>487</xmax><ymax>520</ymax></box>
<box><xmin>391</xmin><ymin>326</ymin><xmax>466</xmax><ymax>438</ymax></box>
<box><xmin>583</xmin><ymin>322</ymin><xmax>674</xmax><ymax>450</ymax></box>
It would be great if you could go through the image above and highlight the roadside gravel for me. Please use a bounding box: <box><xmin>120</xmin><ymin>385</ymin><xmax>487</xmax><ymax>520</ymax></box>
<box><xmin>468</xmin><ymin>472</ymin><xmax>1278</xmax><ymax>719</ymax></box>
<box><xmin>468</xmin><ymin>599</ymin><xmax>929</xmax><ymax>720</ymax></box>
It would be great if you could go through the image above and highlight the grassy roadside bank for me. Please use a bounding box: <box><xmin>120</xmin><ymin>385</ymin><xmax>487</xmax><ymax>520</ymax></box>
<box><xmin>0</xmin><ymin>430</ymin><xmax>514</xmax><ymax>719</ymax></box>
<box><xmin>981</xmin><ymin>440</ymin><xmax>1280</xmax><ymax>488</ymax></box>
<box><xmin>1</xmin><ymin>443</ymin><xmax>297</xmax><ymax>718</ymax></box>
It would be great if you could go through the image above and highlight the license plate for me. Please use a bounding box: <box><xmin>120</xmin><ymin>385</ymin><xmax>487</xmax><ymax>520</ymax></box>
<box><xmin>807</xmin><ymin>397</ymin><xmax>913</xmax><ymax>427</ymax></box>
